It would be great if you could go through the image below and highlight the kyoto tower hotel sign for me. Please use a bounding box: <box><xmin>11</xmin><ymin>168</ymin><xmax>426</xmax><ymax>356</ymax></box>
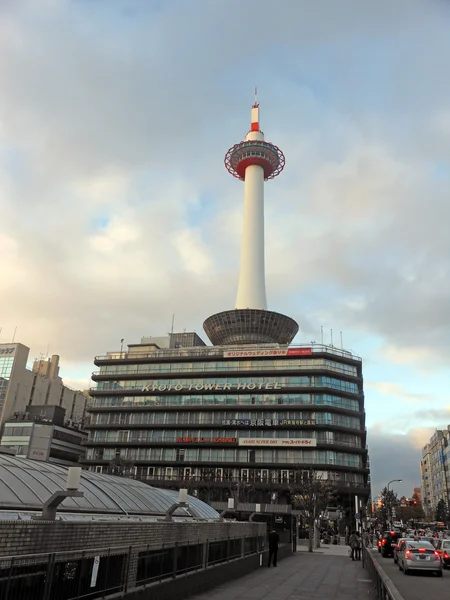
<box><xmin>203</xmin><ymin>101</ymin><xmax>299</xmax><ymax>346</ymax></box>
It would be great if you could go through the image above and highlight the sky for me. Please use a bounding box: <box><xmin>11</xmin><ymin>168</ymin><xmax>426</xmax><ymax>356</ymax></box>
<box><xmin>1</xmin><ymin>0</ymin><xmax>450</xmax><ymax>499</ymax></box>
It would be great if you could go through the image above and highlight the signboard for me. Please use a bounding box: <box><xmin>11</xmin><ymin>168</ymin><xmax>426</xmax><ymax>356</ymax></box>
<box><xmin>0</xmin><ymin>346</ymin><xmax>15</xmax><ymax>356</ymax></box>
<box><xmin>223</xmin><ymin>348</ymin><xmax>312</xmax><ymax>358</ymax></box>
<box><xmin>176</xmin><ymin>437</ymin><xmax>236</xmax><ymax>443</ymax></box>
<box><xmin>90</xmin><ymin>556</ymin><xmax>100</xmax><ymax>588</ymax></box>
<box><xmin>238</xmin><ymin>438</ymin><xmax>317</xmax><ymax>447</ymax></box>
<box><xmin>222</xmin><ymin>419</ymin><xmax>315</xmax><ymax>426</ymax></box>
<box><xmin>141</xmin><ymin>382</ymin><xmax>284</xmax><ymax>392</ymax></box>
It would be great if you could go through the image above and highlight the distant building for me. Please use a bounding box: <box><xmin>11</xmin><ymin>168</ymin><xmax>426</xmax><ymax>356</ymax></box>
<box><xmin>413</xmin><ymin>487</ymin><xmax>422</xmax><ymax>501</ymax></box>
<box><xmin>0</xmin><ymin>343</ymin><xmax>88</xmax><ymax>428</ymax></box>
<box><xmin>420</xmin><ymin>428</ymin><xmax>450</xmax><ymax>518</ymax></box>
<box><xmin>0</xmin><ymin>404</ymin><xmax>87</xmax><ymax>466</ymax></box>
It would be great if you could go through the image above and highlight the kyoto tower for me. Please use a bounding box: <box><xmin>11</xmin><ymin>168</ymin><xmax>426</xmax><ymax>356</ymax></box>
<box><xmin>203</xmin><ymin>99</ymin><xmax>299</xmax><ymax>346</ymax></box>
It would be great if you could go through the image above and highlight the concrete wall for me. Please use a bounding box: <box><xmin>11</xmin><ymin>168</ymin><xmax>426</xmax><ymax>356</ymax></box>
<box><xmin>0</xmin><ymin>519</ymin><xmax>266</xmax><ymax>558</ymax></box>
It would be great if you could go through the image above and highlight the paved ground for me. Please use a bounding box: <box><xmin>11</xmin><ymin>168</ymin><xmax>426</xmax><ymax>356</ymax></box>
<box><xmin>370</xmin><ymin>547</ymin><xmax>450</xmax><ymax>600</ymax></box>
<box><xmin>188</xmin><ymin>545</ymin><xmax>374</xmax><ymax>600</ymax></box>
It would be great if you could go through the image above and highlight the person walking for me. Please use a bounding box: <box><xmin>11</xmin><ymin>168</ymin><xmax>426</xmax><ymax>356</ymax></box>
<box><xmin>268</xmin><ymin>529</ymin><xmax>280</xmax><ymax>567</ymax></box>
<box><xmin>349</xmin><ymin>531</ymin><xmax>361</xmax><ymax>561</ymax></box>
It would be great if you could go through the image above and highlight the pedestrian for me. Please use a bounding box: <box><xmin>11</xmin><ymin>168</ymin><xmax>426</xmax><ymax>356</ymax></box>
<box><xmin>349</xmin><ymin>531</ymin><xmax>361</xmax><ymax>561</ymax></box>
<box><xmin>345</xmin><ymin>525</ymin><xmax>350</xmax><ymax>545</ymax></box>
<box><xmin>268</xmin><ymin>529</ymin><xmax>280</xmax><ymax>567</ymax></box>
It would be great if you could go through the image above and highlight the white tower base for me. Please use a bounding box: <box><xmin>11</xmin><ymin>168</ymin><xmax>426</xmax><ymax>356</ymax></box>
<box><xmin>235</xmin><ymin>164</ymin><xmax>267</xmax><ymax>310</ymax></box>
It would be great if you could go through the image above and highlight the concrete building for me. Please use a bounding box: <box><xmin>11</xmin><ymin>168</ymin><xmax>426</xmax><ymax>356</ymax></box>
<box><xmin>0</xmin><ymin>343</ymin><xmax>88</xmax><ymax>428</ymax></box>
<box><xmin>84</xmin><ymin>332</ymin><xmax>369</xmax><ymax>521</ymax></box>
<box><xmin>1</xmin><ymin>404</ymin><xmax>87</xmax><ymax>465</ymax></box>
<box><xmin>420</xmin><ymin>428</ymin><xmax>450</xmax><ymax>518</ymax></box>
<box><xmin>84</xmin><ymin>101</ymin><xmax>370</xmax><ymax>525</ymax></box>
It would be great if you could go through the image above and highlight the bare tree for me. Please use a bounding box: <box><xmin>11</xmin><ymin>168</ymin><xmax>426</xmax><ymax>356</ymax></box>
<box><xmin>106</xmin><ymin>456</ymin><xmax>135</xmax><ymax>478</ymax></box>
<box><xmin>290</xmin><ymin>467</ymin><xmax>333</xmax><ymax>553</ymax></box>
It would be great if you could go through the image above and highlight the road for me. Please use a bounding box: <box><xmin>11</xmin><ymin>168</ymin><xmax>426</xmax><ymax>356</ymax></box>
<box><xmin>370</xmin><ymin>548</ymin><xmax>449</xmax><ymax>600</ymax></box>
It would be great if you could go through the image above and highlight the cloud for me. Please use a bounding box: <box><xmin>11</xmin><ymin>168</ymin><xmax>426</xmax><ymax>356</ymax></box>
<box><xmin>0</xmin><ymin>2</ymin><xmax>449</xmax><ymax>402</ymax></box>
<box><xmin>365</xmin><ymin>381</ymin><xmax>433</xmax><ymax>405</ymax></box>
<box><xmin>368</xmin><ymin>427</ymin><xmax>425</xmax><ymax>499</ymax></box>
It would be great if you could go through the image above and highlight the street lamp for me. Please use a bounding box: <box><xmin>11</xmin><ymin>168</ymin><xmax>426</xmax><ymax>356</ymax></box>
<box><xmin>387</xmin><ymin>479</ymin><xmax>402</xmax><ymax>526</ymax></box>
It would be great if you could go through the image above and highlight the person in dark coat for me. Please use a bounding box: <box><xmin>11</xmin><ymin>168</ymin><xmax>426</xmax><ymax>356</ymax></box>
<box><xmin>268</xmin><ymin>529</ymin><xmax>280</xmax><ymax>567</ymax></box>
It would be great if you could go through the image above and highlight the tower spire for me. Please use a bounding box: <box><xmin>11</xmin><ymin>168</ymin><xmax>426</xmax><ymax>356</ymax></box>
<box><xmin>203</xmin><ymin>99</ymin><xmax>298</xmax><ymax>346</ymax></box>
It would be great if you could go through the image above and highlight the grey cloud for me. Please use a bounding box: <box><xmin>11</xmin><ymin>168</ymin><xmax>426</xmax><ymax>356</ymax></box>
<box><xmin>0</xmin><ymin>0</ymin><xmax>450</xmax><ymax>371</ymax></box>
<box><xmin>368</xmin><ymin>429</ymin><xmax>423</xmax><ymax>499</ymax></box>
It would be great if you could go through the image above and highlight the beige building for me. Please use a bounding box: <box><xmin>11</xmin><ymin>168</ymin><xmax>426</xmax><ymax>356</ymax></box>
<box><xmin>1</xmin><ymin>404</ymin><xmax>87</xmax><ymax>466</ymax></box>
<box><xmin>420</xmin><ymin>429</ymin><xmax>450</xmax><ymax>519</ymax></box>
<box><xmin>0</xmin><ymin>343</ymin><xmax>88</xmax><ymax>428</ymax></box>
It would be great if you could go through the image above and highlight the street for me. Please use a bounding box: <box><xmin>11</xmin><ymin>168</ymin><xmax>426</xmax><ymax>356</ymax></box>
<box><xmin>371</xmin><ymin>548</ymin><xmax>450</xmax><ymax>600</ymax></box>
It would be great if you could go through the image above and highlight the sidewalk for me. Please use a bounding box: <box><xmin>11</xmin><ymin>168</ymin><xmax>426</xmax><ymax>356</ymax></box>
<box><xmin>187</xmin><ymin>547</ymin><xmax>373</xmax><ymax>600</ymax></box>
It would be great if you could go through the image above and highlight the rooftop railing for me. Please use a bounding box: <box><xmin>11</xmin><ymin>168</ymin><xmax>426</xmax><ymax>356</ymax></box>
<box><xmin>94</xmin><ymin>343</ymin><xmax>362</xmax><ymax>363</ymax></box>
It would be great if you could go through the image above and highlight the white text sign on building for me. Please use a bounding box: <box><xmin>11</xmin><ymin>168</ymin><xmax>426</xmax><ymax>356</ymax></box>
<box><xmin>223</xmin><ymin>348</ymin><xmax>312</xmax><ymax>358</ymax></box>
<box><xmin>141</xmin><ymin>382</ymin><xmax>284</xmax><ymax>392</ymax></box>
<box><xmin>238</xmin><ymin>438</ymin><xmax>317</xmax><ymax>447</ymax></box>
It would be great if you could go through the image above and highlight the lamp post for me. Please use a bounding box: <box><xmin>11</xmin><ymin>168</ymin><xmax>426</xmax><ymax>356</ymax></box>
<box><xmin>387</xmin><ymin>479</ymin><xmax>402</xmax><ymax>527</ymax></box>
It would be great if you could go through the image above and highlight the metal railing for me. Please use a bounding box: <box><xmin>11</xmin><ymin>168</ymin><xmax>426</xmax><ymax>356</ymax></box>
<box><xmin>94</xmin><ymin>344</ymin><xmax>361</xmax><ymax>363</ymax></box>
<box><xmin>80</xmin><ymin>472</ymin><xmax>369</xmax><ymax>490</ymax></box>
<box><xmin>362</xmin><ymin>545</ymin><xmax>404</xmax><ymax>600</ymax></box>
<box><xmin>0</xmin><ymin>534</ymin><xmax>266</xmax><ymax>600</ymax></box>
<box><xmin>91</xmin><ymin>362</ymin><xmax>358</xmax><ymax>377</ymax></box>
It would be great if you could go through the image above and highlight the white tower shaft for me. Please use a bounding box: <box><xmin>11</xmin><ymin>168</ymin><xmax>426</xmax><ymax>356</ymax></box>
<box><xmin>235</xmin><ymin>102</ymin><xmax>267</xmax><ymax>310</ymax></box>
<box><xmin>235</xmin><ymin>163</ymin><xmax>267</xmax><ymax>309</ymax></box>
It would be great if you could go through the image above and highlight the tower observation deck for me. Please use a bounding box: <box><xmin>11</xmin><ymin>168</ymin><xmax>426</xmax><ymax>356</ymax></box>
<box><xmin>203</xmin><ymin>100</ymin><xmax>299</xmax><ymax>346</ymax></box>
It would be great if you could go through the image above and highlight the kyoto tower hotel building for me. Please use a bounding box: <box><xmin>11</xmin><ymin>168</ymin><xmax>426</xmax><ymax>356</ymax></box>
<box><xmin>84</xmin><ymin>102</ymin><xmax>370</xmax><ymax>519</ymax></box>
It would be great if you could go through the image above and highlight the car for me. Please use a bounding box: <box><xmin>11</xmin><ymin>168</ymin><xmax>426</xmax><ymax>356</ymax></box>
<box><xmin>397</xmin><ymin>540</ymin><xmax>442</xmax><ymax>576</ymax></box>
<box><xmin>379</xmin><ymin>531</ymin><xmax>401</xmax><ymax>558</ymax></box>
<box><xmin>394</xmin><ymin>539</ymin><xmax>414</xmax><ymax>564</ymax></box>
<box><xmin>434</xmin><ymin>539</ymin><xmax>450</xmax><ymax>568</ymax></box>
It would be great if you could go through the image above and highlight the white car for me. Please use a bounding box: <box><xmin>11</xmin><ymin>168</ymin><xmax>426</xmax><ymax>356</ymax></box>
<box><xmin>397</xmin><ymin>540</ymin><xmax>442</xmax><ymax>576</ymax></box>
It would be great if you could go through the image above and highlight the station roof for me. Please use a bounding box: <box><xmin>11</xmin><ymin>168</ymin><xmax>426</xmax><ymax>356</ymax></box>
<box><xmin>0</xmin><ymin>455</ymin><xmax>219</xmax><ymax>519</ymax></box>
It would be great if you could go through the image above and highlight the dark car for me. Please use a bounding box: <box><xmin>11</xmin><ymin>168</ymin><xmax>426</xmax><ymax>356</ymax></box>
<box><xmin>379</xmin><ymin>531</ymin><xmax>401</xmax><ymax>558</ymax></box>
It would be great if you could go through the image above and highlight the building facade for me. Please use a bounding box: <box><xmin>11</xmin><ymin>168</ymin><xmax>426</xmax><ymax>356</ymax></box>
<box><xmin>420</xmin><ymin>429</ymin><xmax>450</xmax><ymax>518</ymax></box>
<box><xmin>83</xmin><ymin>334</ymin><xmax>370</xmax><ymax>515</ymax></box>
<box><xmin>0</xmin><ymin>343</ymin><xmax>88</xmax><ymax>428</ymax></box>
<box><xmin>1</xmin><ymin>405</ymin><xmax>87</xmax><ymax>466</ymax></box>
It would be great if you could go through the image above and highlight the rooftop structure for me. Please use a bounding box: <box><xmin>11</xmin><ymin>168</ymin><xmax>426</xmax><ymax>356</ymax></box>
<box><xmin>203</xmin><ymin>100</ymin><xmax>298</xmax><ymax>346</ymax></box>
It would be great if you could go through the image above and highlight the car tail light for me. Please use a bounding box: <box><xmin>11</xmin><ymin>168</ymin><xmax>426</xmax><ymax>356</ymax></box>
<box><xmin>434</xmin><ymin>551</ymin><xmax>440</xmax><ymax>558</ymax></box>
<box><xmin>405</xmin><ymin>550</ymin><xmax>411</xmax><ymax>558</ymax></box>
<box><xmin>418</xmin><ymin>549</ymin><xmax>426</xmax><ymax>552</ymax></box>
<box><xmin>444</xmin><ymin>552</ymin><xmax>449</xmax><ymax>558</ymax></box>
<box><xmin>382</xmin><ymin>539</ymin><xmax>387</xmax><ymax>545</ymax></box>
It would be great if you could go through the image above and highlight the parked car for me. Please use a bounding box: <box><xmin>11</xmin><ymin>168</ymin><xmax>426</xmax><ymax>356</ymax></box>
<box><xmin>397</xmin><ymin>540</ymin><xmax>442</xmax><ymax>576</ymax></box>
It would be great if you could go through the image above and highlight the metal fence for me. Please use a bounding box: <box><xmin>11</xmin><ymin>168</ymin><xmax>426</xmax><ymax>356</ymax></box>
<box><xmin>362</xmin><ymin>545</ymin><xmax>404</xmax><ymax>600</ymax></box>
<box><xmin>0</xmin><ymin>534</ymin><xmax>266</xmax><ymax>600</ymax></box>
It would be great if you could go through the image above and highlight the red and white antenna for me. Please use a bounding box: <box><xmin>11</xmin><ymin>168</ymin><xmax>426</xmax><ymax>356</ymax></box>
<box><xmin>251</xmin><ymin>87</ymin><xmax>259</xmax><ymax>132</ymax></box>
